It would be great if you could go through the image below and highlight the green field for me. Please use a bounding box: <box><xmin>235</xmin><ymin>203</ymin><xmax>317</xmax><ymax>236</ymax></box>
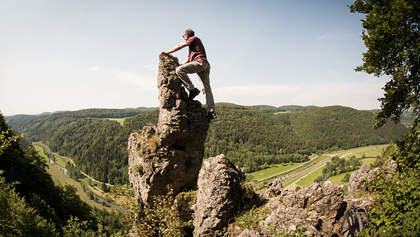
<box><xmin>106</xmin><ymin>118</ymin><xmax>125</xmax><ymax>126</ymax></box>
<box><xmin>33</xmin><ymin>145</ymin><xmax>112</xmax><ymax>212</ymax></box>
<box><xmin>331</xmin><ymin>144</ymin><xmax>388</xmax><ymax>158</ymax></box>
<box><xmin>33</xmin><ymin>142</ymin><xmax>69</xmax><ymax>167</ymax></box>
<box><xmin>47</xmin><ymin>164</ymin><xmax>112</xmax><ymax>212</ymax></box>
<box><xmin>327</xmin><ymin>172</ymin><xmax>350</xmax><ymax>185</ymax></box>
<box><xmin>248</xmin><ymin>162</ymin><xmax>303</xmax><ymax>181</ymax></box>
<box><xmin>294</xmin><ymin>147</ymin><xmax>386</xmax><ymax>187</ymax></box>
<box><xmin>33</xmin><ymin>142</ymin><xmax>116</xmax><ymax>212</ymax></box>
<box><xmin>360</xmin><ymin>157</ymin><xmax>377</xmax><ymax>166</ymax></box>
<box><xmin>34</xmin><ymin>144</ymin><xmax>49</xmax><ymax>163</ymax></box>
<box><xmin>295</xmin><ymin>166</ymin><xmax>324</xmax><ymax>186</ymax></box>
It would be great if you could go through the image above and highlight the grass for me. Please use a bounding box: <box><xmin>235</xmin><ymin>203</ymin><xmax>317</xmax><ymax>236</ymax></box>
<box><xmin>297</xmin><ymin>157</ymin><xmax>379</xmax><ymax>187</ymax></box>
<box><xmin>54</xmin><ymin>154</ymin><xmax>67</xmax><ymax>167</ymax></box>
<box><xmin>33</xmin><ymin>142</ymin><xmax>116</xmax><ymax>212</ymax></box>
<box><xmin>106</xmin><ymin>118</ymin><xmax>125</xmax><ymax>126</ymax></box>
<box><xmin>327</xmin><ymin>172</ymin><xmax>350</xmax><ymax>185</ymax></box>
<box><xmin>230</xmin><ymin>206</ymin><xmax>273</xmax><ymax>234</ymax></box>
<box><xmin>33</xmin><ymin>142</ymin><xmax>69</xmax><ymax>168</ymax></box>
<box><xmin>34</xmin><ymin>145</ymin><xmax>49</xmax><ymax>163</ymax></box>
<box><xmin>33</xmin><ymin>144</ymin><xmax>112</xmax><ymax>211</ymax></box>
<box><xmin>293</xmin><ymin>145</ymin><xmax>388</xmax><ymax>187</ymax></box>
<box><xmin>351</xmin><ymin>144</ymin><xmax>388</xmax><ymax>157</ymax></box>
<box><xmin>248</xmin><ymin>162</ymin><xmax>303</xmax><ymax>181</ymax></box>
<box><xmin>331</xmin><ymin>144</ymin><xmax>388</xmax><ymax>158</ymax></box>
<box><xmin>360</xmin><ymin>157</ymin><xmax>377</xmax><ymax>166</ymax></box>
<box><xmin>47</xmin><ymin>164</ymin><xmax>113</xmax><ymax>212</ymax></box>
<box><xmin>295</xmin><ymin>165</ymin><xmax>324</xmax><ymax>186</ymax></box>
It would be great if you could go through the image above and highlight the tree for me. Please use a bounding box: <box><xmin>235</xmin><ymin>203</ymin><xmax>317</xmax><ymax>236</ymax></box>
<box><xmin>350</xmin><ymin>0</ymin><xmax>420</xmax><ymax>129</ymax></box>
<box><xmin>350</xmin><ymin>1</ymin><xmax>420</xmax><ymax>235</ymax></box>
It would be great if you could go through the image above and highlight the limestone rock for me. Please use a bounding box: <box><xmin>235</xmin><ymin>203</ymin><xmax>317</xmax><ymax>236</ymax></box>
<box><xmin>264</xmin><ymin>207</ymin><xmax>322</xmax><ymax>236</ymax></box>
<box><xmin>258</xmin><ymin>181</ymin><xmax>344</xmax><ymax>236</ymax></box>
<box><xmin>260</xmin><ymin>177</ymin><xmax>283</xmax><ymax>199</ymax></box>
<box><xmin>347</xmin><ymin>164</ymin><xmax>376</xmax><ymax>195</ymax></box>
<box><xmin>281</xmin><ymin>181</ymin><xmax>344</xmax><ymax>221</ymax></box>
<box><xmin>193</xmin><ymin>154</ymin><xmax>249</xmax><ymax>237</ymax></box>
<box><xmin>238</xmin><ymin>229</ymin><xmax>262</xmax><ymax>237</ymax></box>
<box><xmin>128</xmin><ymin>53</ymin><xmax>209</xmax><ymax>204</ymax></box>
<box><xmin>347</xmin><ymin>159</ymin><xmax>397</xmax><ymax>196</ymax></box>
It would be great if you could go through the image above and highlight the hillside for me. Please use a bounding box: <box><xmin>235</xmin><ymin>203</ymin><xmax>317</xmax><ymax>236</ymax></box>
<box><xmin>6</xmin><ymin>104</ymin><xmax>408</xmax><ymax>184</ymax></box>
<box><xmin>0</xmin><ymin>113</ymin><xmax>97</xmax><ymax>234</ymax></box>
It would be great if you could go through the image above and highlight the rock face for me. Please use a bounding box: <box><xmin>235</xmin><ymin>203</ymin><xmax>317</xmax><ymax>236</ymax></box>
<box><xmin>281</xmin><ymin>181</ymin><xmax>345</xmax><ymax>221</ymax></box>
<box><xmin>128</xmin><ymin>53</ymin><xmax>209</xmax><ymax>204</ymax></box>
<box><xmin>265</xmin><ymin>206</ymin><xmax>322</xmax><ymax>236</ymax></box>
<box><xmin>347</xmin><ymin>160</ymin><xmax>397</xmax><ymax>196</ymax></box>
<box><xmin>347</xmin><ymin>164</ymin><xmax>376</xmax><ymax>195</ymax></box>
<box><xmin>239</xmin><ymin>181</ymin><xmax>346</xmax><ymax>236</ymax></box>
<box><xmin>193</xmin><ymin>154</ymin><xmax>250</xmax><ymax>237</ymax></box>
<box><xmin>260</xmin><ymin>177</ymin><xmax>283</xmax><ymax>199</ymax></box>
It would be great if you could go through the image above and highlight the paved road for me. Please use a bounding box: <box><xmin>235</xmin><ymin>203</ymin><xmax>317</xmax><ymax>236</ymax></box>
<box><xmin>281</xmin><ymin>157</ymin><xmax>331</xmax><ymax>185</ymax></box>
<box><xmin>256</xmin><ymin>155</ymin><xmax>318</xmax><ymax>183</ymax></box>
<box><xmin>284</xmin><ymin>152</ymin><xmax>353</xmax><ymax>186</ymax></box>
<box><xmin>257</xmin><ymin>151</ymin><xmax>353</xmax><ymax>188</ymax></box>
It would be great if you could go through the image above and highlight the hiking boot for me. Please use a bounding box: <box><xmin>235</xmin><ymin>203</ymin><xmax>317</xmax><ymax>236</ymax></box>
<box><xmin>188</xmin><ymin>88</ymin><xmax>200</xmax><ymax>100</ymax></box>
<box><xmin>207</xmin><ymin>110</ymin><xmax>217</xmax><ymax>121</ymax></box>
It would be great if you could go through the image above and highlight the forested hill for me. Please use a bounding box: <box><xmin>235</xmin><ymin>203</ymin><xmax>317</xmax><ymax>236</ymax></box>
<box><xmin>6</xmin><ymin>104</ymin><xmax>408</xmax><ymax>184</ymax></box>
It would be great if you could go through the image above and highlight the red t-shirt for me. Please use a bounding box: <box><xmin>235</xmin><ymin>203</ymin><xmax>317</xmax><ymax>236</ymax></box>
<box><xmin>186</xmin><ymin>36</ymin><xmax>208</xmax><ymax>63</ymax></box>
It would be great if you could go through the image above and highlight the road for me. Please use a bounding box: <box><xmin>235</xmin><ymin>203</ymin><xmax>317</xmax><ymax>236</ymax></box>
<box><xmin>255</xmin><ymin>151</ymin><xmax>353</xmax><ymax>189</ymax></box>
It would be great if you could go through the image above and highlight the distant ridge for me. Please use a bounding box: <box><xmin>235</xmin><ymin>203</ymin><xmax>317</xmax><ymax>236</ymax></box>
<box><xmin>6</xmin><ymin>103</ymin><xmax>409</xmax><ymax>184</ymax></box>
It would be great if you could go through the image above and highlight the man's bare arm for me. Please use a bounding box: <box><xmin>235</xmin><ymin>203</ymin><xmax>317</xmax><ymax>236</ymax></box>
<box><xmin>164</xmin><ymin>42</ymin><xmax>188</xmax><ymax>54</ymax></box>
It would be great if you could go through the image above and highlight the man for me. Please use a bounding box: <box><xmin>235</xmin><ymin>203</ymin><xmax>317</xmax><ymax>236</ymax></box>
<box><xmin>164</xmin><ymin>29</ymin><xmax>216</xmax><ymax>120</ymax></box>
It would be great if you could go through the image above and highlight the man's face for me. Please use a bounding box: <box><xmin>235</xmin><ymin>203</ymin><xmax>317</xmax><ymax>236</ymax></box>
<box><xmin>183</xmin><ymin>33</ymin><xmax>190</xmax><ymax>41</ymax></box>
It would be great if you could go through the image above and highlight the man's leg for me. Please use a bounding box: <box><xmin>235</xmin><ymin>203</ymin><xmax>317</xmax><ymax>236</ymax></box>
<box><xmin>175</xmin><ymin>61</ymin><xmax>203</xmax><ymax>91</ymax></box>
<box><xmin>197</xmin><ymin>63</ymin><xmax>215</xmax><ymax>112</ymax></box>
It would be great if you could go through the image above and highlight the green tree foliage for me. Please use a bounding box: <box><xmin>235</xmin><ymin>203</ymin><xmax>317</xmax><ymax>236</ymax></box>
<box><xmin>289</xmin><ymin>106</ymin><xmax>406</xmax><ymax>150</ymax></box>
<box><xmin>5</xmin><ymin>110</ymin><xmax>158</xmax><ymax>184</ymax></box>
<box><xmin>0</xmin><ymin>174</ymin><xmax>57</xmax><ymax>236</ymax></box>
<box><xmin>350</xmin><ymin>0</ymin><xmax>420</xmax><ymax>128</ymax></box>
<box><xmin>362</xmin><ymin>132</ymin><xmax>420</xmax><ymax>235</ymax></box>
<box><xmin>350</xmin><ymin>0</ymin><xmax>420</xmax><ymax>235</ymax></box>
<box><xmin>7</xmin><ymin>104</ymin><xmax>408</xmax><ymax>181</ymax></box>
<box><xmin>0</xmin><ymin>113</ymin><xmax>97</xmax><ymax>232</ymax></box>
<box><xmin>342</xmin><ymin>173</ymin><xmax>351</xmax><ymax>182</ymax></box>
<box><xmin>110</xmin><ymin>186</ymin><xmax>190</xmax><ymax>237</ymax></box>
<box><xmin>316</xmin><ymin>156</ymin><xmax>362</xmax><ymax>181</ymax></box>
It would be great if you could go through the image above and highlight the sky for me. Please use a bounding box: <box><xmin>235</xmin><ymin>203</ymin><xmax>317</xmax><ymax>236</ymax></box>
<box><xmin>0</xmin><ymin>0</ymin><xmax>388</xmax><ymax>116</ymax></box>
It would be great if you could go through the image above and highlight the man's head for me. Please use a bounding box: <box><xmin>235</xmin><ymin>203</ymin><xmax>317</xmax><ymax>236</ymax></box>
<box><xmin>183</xmin><ymin>28</ymin><xmax>194</xmax><ymax>40</ymax></box>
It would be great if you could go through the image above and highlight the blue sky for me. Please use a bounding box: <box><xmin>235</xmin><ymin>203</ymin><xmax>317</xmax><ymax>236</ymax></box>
<box><xmin>0</xmin><ymin>0</ymin><xmax>386</xmax><ymax>115</ymax></box>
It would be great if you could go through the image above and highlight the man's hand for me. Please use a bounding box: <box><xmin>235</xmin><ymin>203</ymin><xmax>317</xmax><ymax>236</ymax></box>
<box><xmin>165</xmin><ymin>42</ymin><xmax>188</xmax><ymax>55</ymax></box>
<box><xmin>162</xmin><ymin>51</ymin><xmax>170</xmax><ymax>55</ymax></box>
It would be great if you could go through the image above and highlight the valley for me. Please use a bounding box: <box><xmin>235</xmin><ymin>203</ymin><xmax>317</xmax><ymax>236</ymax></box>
<box><xmin>33</xmin><ymin>142</ymin><xmax>123</xmax><ymax>212</ymax></box>
<box><xmin>249</xmin><ymin>144</ymin><xmax>388</xmax><ymax>192</ymax></box>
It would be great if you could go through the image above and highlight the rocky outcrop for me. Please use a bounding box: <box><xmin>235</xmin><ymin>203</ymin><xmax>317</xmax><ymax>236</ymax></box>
<box><xmin>235</xmin><ymin>161</ymin><xmax>402</xmax><ymax>237</ymax></box>
<box><xmin>265</xmin><ymin>207</ymin><xmax>322</xmax><ymax>236</ymax></box>
<box><xmin>347</xmin><ymin>164</ymin><xmax>376</xmax><ymax>195</ymax></box>
<box><xmin>347</xmin><ymin>159</ymin><xmax>397</xmax><ymax>196</ymax></box>
<box><xmin>193</xmin><ymin>154</ymin><xmax>256</xmax><ymax>237</ymax></box>
<box><xmin>260</xmin><ymin>177</ymin><xmax>283</xmax><ymax>199</ymax></box>
<box><xmin>128</xmin><ymin>53</ymin><xmax>209</xmax><ymax>204</ymax></box>
<box><xmin>236</xmin><ymin>181</ymin><xmax>346</xmax><ymax>236</ymax></box>
<box><xmin>281</xmin><ymin>181</ymin><xmax>344</xmax><ymax>221</ymax></box>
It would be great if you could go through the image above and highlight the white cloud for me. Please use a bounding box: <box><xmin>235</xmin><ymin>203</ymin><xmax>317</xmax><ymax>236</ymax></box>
<box><xmin>89</xmin><ymin>65</ymin><xmax>101</xmax><ymax>71</ymax></box>
<box><xmin>90</xmin><ymin>66</ymin><xmax>155</xmax><ymax>89</ymax></box>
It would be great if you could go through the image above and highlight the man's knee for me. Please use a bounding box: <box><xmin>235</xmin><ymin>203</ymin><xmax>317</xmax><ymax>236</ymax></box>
<box><xmin>176</xmin><ymin>65</ymin><xmax>187</xmax><ymax>75</ymax></box>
